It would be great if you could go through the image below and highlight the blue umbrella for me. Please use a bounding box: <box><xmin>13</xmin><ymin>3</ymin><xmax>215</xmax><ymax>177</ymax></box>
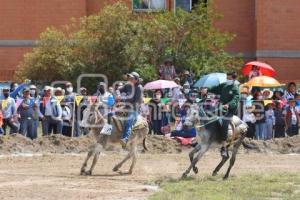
<box><xmin>194</xmin><ymin>73</ymin><xmax>227</xmax><ymax>88</ymax></box>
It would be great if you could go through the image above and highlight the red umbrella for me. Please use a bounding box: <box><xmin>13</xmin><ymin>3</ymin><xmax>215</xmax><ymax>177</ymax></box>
<box><xmin>242</xmin><ymin>61</ymin><xmax>276</xmax><ymax>77</ymax></box>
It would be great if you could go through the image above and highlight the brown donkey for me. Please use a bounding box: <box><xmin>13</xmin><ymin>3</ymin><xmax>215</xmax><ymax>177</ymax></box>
<box><xmin>80</xmin><ymin>104</ymin><xmax>149</xmax><ymax>176</ymax></box>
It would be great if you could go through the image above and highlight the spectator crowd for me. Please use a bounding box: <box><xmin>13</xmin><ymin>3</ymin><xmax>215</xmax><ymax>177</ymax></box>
<box><xmin>0</xmin><ymin>60</ymin><xmax>299</xmax><ymax>143</ymax></box>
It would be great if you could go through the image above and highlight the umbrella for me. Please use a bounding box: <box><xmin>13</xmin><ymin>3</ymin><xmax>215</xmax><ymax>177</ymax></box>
<box><xmin>144</xmin><ymin>80</ymin><xmax>178</xmax><ymax>90</ymax></box>
<box><xmin>245</xmin><ymin>76</ymin><xmax>281</xmax><ymax>87</ymax></box>
<box><xmin>242</xmin><ymin>61</ymin><xmax>276</xmax><ymax>77</ymax></box>
<box><xmin>194</xmin><ymin>73</ymin><xmax>227</xmax><ymax>88</ymax></box>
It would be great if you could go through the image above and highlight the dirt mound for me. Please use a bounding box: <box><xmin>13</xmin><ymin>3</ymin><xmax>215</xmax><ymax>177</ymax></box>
<box><xmin>243</xmin><ymin>135</ymin><xmax>300</xmax><ymax>154</ymax></box>
<box><xmin>145</xmin><ymin>135</ymin><xmax>182</xmax><ymax>154</ymax></box>
<box><xmin>1</xmin><ymin>134</ymin><xmax>300</xmax><ymax>155</ymax></box>
<box><xmin>0</xmin><ymin>134</ymin><xmax>182</xmax><ymax>154</ymax></box>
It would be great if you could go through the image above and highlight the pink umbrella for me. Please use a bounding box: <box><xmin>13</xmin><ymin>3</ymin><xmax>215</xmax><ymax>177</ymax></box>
<box><xmin>144</xmin><ymin>80</ymin><xmax>179</xmax><ymax>90</ymax></box>
<box><xmin>242</xmin><ymin>61</ymin><xmax>276</xmax><ymax>77</ymax></box>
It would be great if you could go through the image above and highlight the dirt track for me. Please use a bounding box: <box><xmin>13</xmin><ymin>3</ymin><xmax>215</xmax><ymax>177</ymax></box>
<box><xmin>0</xmin><ymin>152</ymin><xmax>300</xmax><ymax>200</ymax></box>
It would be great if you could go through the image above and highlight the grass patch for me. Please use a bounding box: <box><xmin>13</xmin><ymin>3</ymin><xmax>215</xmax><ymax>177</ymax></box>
<box><xmin>149</xmin><ymin>173</ymin><xmax>300</xmax><ymax>200</ymax></box>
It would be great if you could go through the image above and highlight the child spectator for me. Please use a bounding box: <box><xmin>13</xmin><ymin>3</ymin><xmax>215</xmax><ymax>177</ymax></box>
<box><xmin>274</xmin><ymin>101</ymin><xmax>286</xmax><ymax>138</ymax></box>
<box><xmin>252</xmin><ymin>91</ymin><xmax>266</xmax><ymax>140</ymax></box>
<box><xmin>264</xmin><ymin>102</ymin><xmax>275</xmax><ymax>140</ymax></box>
<box><xmin>284</xmin><ymin>98</ymin><xmax>299</xmax><ymax>137</ymax></box>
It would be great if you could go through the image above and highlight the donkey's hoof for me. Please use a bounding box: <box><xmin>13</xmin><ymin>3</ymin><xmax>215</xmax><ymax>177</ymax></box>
<box><xmin>80</xmin><ymin>170</ymin><xmax>86</xmax><ymax>176</ymax></box>
<box><xmin>223</xmin><ymin>175</ymin><xmax>229</xmax><ymax>180</ymax></box>
<box><xmin>193</xmin><ymin>167</ymin><xmax>198</xmax><ymax>174</ymax></box>
<box><xmin>181</xmin><ymin>173</ymin><xmax>188</xmax><ymax>179</ymax></box>
<box><xmin>112</xmin><ymin>166</ymin><xmax>119</xmax><ymax>172</ymax></box>
<box><xmin>212</xmin><ymin>171</ymin><xmax>218</xmax><ymax>176</ymax></box>
<box><xmin>85</xmin><ymin>170</ymin><xmax>92</xmax><ymax>176</ymax></box>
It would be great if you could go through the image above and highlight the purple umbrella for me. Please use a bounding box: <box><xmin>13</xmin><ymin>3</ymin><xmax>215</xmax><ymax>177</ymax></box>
<box><xmin>144</xmin><ymin>80</ymin><xmax>179</xmax><ymax>90</ymax></box>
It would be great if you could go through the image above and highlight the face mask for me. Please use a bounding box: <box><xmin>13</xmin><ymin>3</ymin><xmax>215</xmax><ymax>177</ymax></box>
<box><xmin>66</xmin><ymin>87</ymin><xmax>73</xmax><ymax>93</ymax></box>
<box><xmin>3</xmin><ymin>93</ymin><xmax>9</xmax><ymax>98</ymax></box>
<box><xmin>241</xmin><ymin>94</ymin><xmax>248</xmax><ymax>99</ymax></box>
<box><xmin>184</xmin><ymin>89</ymin><xmax>190</xmax><ymax>94</ymax></box>
<box><xmin>30</xmin><ymin>90</ymin><xmax>36</xmax><ymax>96</ymax></box>
<box><xmin>257</xmin><ymin>96</ymin><xmax>263</xmax><ymax>100</ymax></box>
<box><xmin>156</xmin><ymin>94</ymin><xmax>162</xmax><ymax>100</ymax></box>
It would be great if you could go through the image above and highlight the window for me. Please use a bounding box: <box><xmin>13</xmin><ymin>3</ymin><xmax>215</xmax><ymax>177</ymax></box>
<box><xmin>133</xmin><ymin>0</ymin><xmax>166</xmax><ymax>11</ymax></box>
<box><xmin>175</xmin><ymin>0</ymin><xmax>192</xmax><ymax>12</ymax></box>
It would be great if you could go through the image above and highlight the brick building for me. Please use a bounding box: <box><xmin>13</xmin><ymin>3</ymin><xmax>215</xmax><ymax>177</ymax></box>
<box><xmin>0</xmin><ymin>0</ymin><xmax>299</xmax><ymax>82</ymax></box>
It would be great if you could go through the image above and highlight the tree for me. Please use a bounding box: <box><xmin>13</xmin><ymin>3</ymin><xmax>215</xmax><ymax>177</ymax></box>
<box><xmin>15</xmin><ymin>2</ymin><xmax>242</xmax><ymax>84</ymax></box>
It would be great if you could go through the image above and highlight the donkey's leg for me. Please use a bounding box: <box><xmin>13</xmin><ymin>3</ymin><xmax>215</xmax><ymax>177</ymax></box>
<box><xmin>112</xmin><ymin>152</ymin><xmax>131</xmax><ymax>172</ymax></box>
<box><xmin>85</xmin><ymin>144</ymin><xmax>102</xmax><ymax>176</ymax></box>
<box><xmin>223</xmin><ymin>138</ymin><xmax>243</xmax><ymax>180</ymax></box>
<box><xmin>212</xmin><ymin>156</ymin><xmax>229</xmax><ymax>176</ymax></box>
<box><xmin>182</xmin><ymin>143</ymin><xmax>209</xmax><ymax>178</ymax></box>
<box><xmin>128</xmin><ymin>145</ymin><xmax>137</xmax><ymax>174</ymax></box>
<box><xmin>80</xmin><ymin>144</ymin><xmax>96</xmax><ymax>175</ymax></box>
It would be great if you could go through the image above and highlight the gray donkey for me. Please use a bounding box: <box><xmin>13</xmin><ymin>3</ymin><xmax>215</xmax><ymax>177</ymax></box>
<box><xmin>181</xmin><ymin>104</ymin><xmax>251</xmax><ymax>180</ymax></box>
<box><xmin>80</xmin><ymin>104</ymin><xmax>149</xmax><ymax>176</ymax></box>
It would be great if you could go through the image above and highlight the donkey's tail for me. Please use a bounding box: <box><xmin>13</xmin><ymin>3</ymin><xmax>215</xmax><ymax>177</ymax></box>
<box><xmin>143</xmin><ymin>137</ymin><xmax>148</xmax><ymax>151</ymax></box>
<box><xmin>242</xmin><ymin>141</ymin><xmax>259</xmax><ymax>150</ymax></box>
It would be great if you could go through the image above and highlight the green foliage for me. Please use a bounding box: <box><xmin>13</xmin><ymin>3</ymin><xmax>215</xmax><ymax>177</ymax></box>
<box><xmin>16</xmin><ymin>2</ymin><xmax>242</xmax><ymax>84</ymax></box>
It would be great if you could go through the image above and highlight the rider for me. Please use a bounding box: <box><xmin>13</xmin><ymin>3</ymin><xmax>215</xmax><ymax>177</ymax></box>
<box><xmin>118</xmin><ymin>72</ymin><xmax>143</xmax><ymax>148</ymax></box>
<box><xmin>201</xmin><ymin>72</ymin><xmax>240</xmax><ymax>158</ymax></box>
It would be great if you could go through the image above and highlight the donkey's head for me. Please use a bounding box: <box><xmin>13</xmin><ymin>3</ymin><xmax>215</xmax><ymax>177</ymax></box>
<box><xmin>183</xmin><ymin>104</ymin><xmax>201</xmax><ymax>129</ymax></box>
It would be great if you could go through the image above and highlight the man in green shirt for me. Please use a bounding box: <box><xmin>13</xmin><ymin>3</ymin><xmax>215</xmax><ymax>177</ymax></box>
<box><xmin>201</xmin><ymin>72</ymin><xmax>240</xmax><ymax>158</ymax></box>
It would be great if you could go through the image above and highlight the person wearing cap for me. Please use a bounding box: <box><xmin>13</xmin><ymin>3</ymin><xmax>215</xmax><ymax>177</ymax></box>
<box><xmin>284</xmin><ymin>98</ymin><xmax>299</xmax><ymax>137</ymax></box>
<box><xmin>1</xmin><ymin>87</ymin><xmax>18</xmax><ymax>134</ymax></box>
<box><xmin>29</xmin><ymin>84</ymin><xmax>41</xmax><ymax>139</ymax></box>
<box><xmin>118</xmin><ymin>71</ymin><xmax>143</xmax><ymax>147</ymax></box>
<box><xmin>159</xmin><ymin>58</ymin><xmax>177</xmax><ymax>81</ymax></box>
<box><xmin>39</xmin><ymin>86</ymin><xmax>63</xmax><ymax>136</ymax></box>
<box><xmin>94</xmin><ymin>82</ymin><xmax>112</xmax><ymax>100</ymax></box>
<box><xmin>201</xmin><ymin>71</ymin><xmax>240</xmax><ymax>158</ymax></box>
<box><xmin>18</xmin><ymin>88</ymin><xmax>38</xmax><ymax>139</ymax></box>
<box><xmin>180</xmin><ymin>70</ymin><xmax>193</xmax><ymax>86</ymax></box>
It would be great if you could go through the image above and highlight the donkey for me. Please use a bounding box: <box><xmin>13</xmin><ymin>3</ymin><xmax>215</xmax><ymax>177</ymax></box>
<box><xmin>181</xmin><ymin>104</ymin><xmax>251</xmax><ymax>180</ymax></box>
<box><xmin>80</xmin><ymin>104</ymin><xmax>149</xmax><ymax>176</ymax></box>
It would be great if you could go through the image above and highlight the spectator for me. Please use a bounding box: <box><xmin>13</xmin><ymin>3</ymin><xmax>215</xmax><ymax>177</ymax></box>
<box><xmin>252</xmin><ymin>91</ymin><xmax>266</xmax><ymax>140</ymax></box>
<box><xmin>0</xmin><ymin>110</ymin><xmax>3</xmax><ymax>135</ymax></box>
<box><xmin>40</xmin><ymin>86</ymin><xmax>63</xmax><ymax>136</ymax></box>
<box><xmin>262</xmin><ymin>89</ymin><xmax>273</xmax><ymax>100</ymax></box>
<box><xmin>29</xmin><ymin>85</ymin><xmax>40</xmax><ymax>139</ymax></box>
<box><xmin>284</xmin><ymin>98</ymin><xmax>299</xmax><ymax>137</ymax></box>
<box><xmin>242</xmin><ymin>106</ymin><xmax>256</xmax><ymax>138</ymax></box>
<box><xmin>148</xmin><ymin>89</ymin><xmax>168</xmax><ymax>135</ymax></box>
<box><xmin>1</xmin><ymin>87</ymin><xmax>19</xmax><ymax>134</ymax></box>
<box><xmin>79</xmin><ymin>87</ymin><xmax>89</xmax><ymax>136</ymax></box>
<box><xmin>264</xmin><ymin>102</ymin><xmax>275</xmax><ymax>140</ymax></box>
<box><xmin>248</xmin><ymin>65</ymin><xmax>262</xmax><ymax>80</ymax></box>
<box><xmin>181</xmin><ymin>70</ymin><xmax>193</xmax><ymax>86</ymax></box>
<box><xmin>273</xmin><ymin>89</ymin><xmax>284</xmax><ymax>101</ymax></box>
<box><xmin>18</xmin><ymin>88</ymin><xmax>37</xmax><ymax>139</ymax></box>
<box><xmin>295</xmin><ymin>93</ymin><xmax>300</xmax><ymax>112</ymax></box>
<box><xmin>284</xmin><ymin>82</ymin><xmax>297</xmax><ymax>100</ymax></box>
<box><xmin>159</xmin><ymin>58</ymin><xmax>177</xmax><ymax>80</ymax></box>
<box><xmin>274</xmin><ymin>101</ymin><xmax>286</xmax><ymax>138</ymax></box>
